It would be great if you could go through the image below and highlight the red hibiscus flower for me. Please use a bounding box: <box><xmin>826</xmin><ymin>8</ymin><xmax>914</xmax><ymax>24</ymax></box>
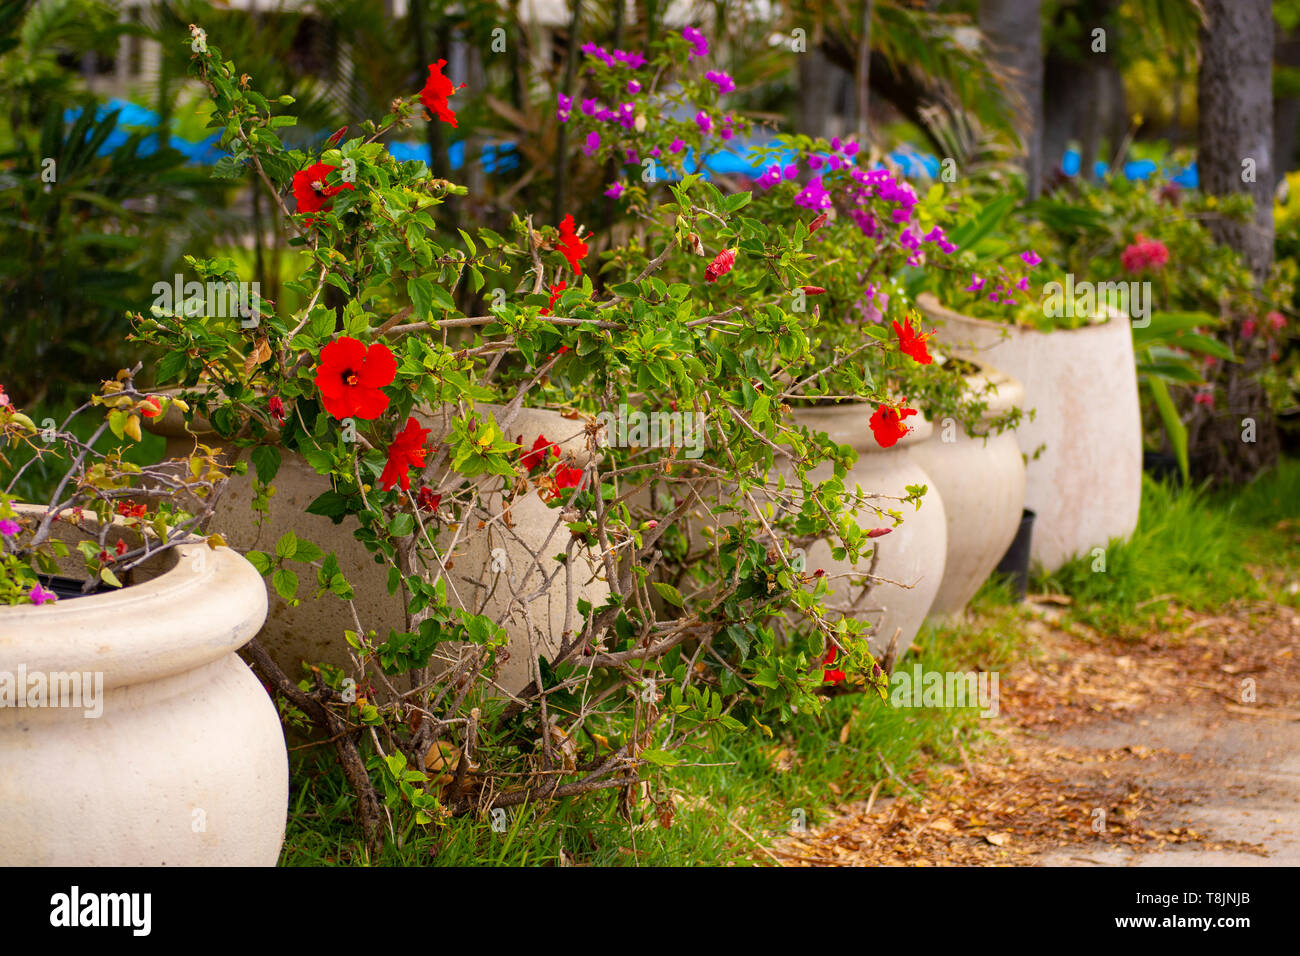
<box><xmin>420</xmin><ymin>60</ymin><xmax>466</xmax><ymax>127</ymax></box>
<box><xmin>292</xmin><ymin>162</ymin><xmax>354</xmax><ymax>219</ymax></box>
<box><xmin>140</xmin><ymin>396</ymin><xmax>162</xmax><ymax>418</ymax></box>
<box><xmin>556</xmin><ymin>216</ymin><xmax>588</xmax><ymax>275</ymax></box>
<box><xmin>315</xmin><ymin>337</ymin><xmax>397</xmax><ymax>421</ymax></box>
<box><xmin>869</xmin><ymin>403</ymin><xmax>918</xmax><ymax>448</ymax></box>
<box><xmin>522</xmin><ymin>433</ymin><xmax>560</xmax><ymax>472</ymax></box>
<box><xmin>892</xmin><ymin>317</ymin><xmax>933</xmax><ymax>365</ymax></box>
<box><xmin>268</xmin><ymin>395</ymin><xmax>286</xmax><ymax>425</ymax></box>
<box><xmin>548</xmin><ymin>463</ymin><xmax>585</xmax><ymax>501</ymax></box>
<box><xmin>115</xmin><ymin>501</ymin><xmax>146</xmax><ymax>519</ymax></box>
<box><xmin>822</xmin><ymin>646</ymin><xmax>845</xmax><ymax>684</ymax></box>
<box><xmin>705</xmin><ymin>248</ymin><xmax>736</xmax><ymax>283</ymax></box>
<box><xmin>416</xmin><ymin>486</ymin><xmax>442</xmax><ymax>513</ymax></box>
<box><xmin>540</xmin><ymin>281</ymin><xmax>567</xmax><ymax>316</ymax></box>
<box><xmin>379</xmin><ymin>417</ymin><xmax>431</xmax><ymax>492</ymax></box>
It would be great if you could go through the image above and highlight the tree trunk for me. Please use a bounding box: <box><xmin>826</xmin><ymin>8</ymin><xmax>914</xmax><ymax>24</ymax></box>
<box><xmin>979</xmin><ymin>0</ymin><xmax>1044</xmax><ymax>198</ymax></box>
<box><xmin>1189</xmin><ymin>0</ymin><xmax>1278</xmax><ymax>483</ymax></box>
<box><xmin>1274</xmin><ymin>26</ymin><xmax>1300</xmax><ymax>177</ymax></box>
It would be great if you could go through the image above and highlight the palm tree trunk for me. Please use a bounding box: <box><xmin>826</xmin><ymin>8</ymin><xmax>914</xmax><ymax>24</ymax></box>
<box><xmin>979</xmin><ymin>0</ymin><xmax>1044</xmax><ymax>198</ymax></box>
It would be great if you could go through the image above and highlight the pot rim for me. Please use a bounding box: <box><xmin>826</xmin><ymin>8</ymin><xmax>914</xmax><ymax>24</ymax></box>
<box><xmin>917</xmin><ymin>291</ymin><xmax>1127</xmax><ymax>337</ymax></box>
<box><xmin>1</xmin><ymin>504</ymin><xmax>268</xmax><ymax>691</ymax></box>
<box><xmin>941</xmin><ymin>354</ymin><xmax>1027</xmax><ymax>419</ymax></box>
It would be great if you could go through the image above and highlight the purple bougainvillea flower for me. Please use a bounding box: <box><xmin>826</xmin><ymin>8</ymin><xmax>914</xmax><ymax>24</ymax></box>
<box><xmin>0</xmin><ymin>518</ymin><xmax>19</xmax><ymax>537</ymax></box>
<box><xmin>1021</xmin><ymin>250</ymin><xmax>1042</xmax><ymax>267</ymax></box>
<box><xmin>682</xmin><ymin>26</ymin><xmax>709</xmax><ymax>57</ymax></box>
<box><xmin>808</xmin><ymin>155</ymin><xmax>824</xmax><ymax>171</ymax></box>
<box><xmin>605</xmin><ymin>182</ymin><xmax>625</xmax><ymax>199</ymax></box>
<box><xmin>842</xmin><ymin>141</ymin><xmax>861</xmax><ymax>157</ymax></box>
<box><xmin>625</xmin><ymin>148</ymin><xmax>639</xmax><ymax>164</ymax></box>
<box><xmin>939</xmin><ymin>240</ymin><xmax>958</xmax><ymax>254</ymax></box>
<box><xmin>669</xmin><ymin>137</ymin><xmax>686</xmax><ymax>153</ymax></box>
<box><xmin>794</xmin><ymin>176</ymin><xmax>832</xmax><ymax>211</ymax></box>
<box><xmin>705</xmin><ymin>70</ymin><xmax>736</xmax><ymax>94</ymax></box>
<box><xmin>557</xmin><ymin>93</ymin><xmax>572</xmax><ymax>111</ymax></box>
<box><xmin>29</xmin><ymin>583</ymin><xmax>57</xmax><ymax>605</ymax></box>
<box><xmin>582</xmin><ymin>42</ymin><xmax>616</xmax><ymax>67</ymax></box>
<box><xmin>627</xmin><ymin>79</ymin><xmax>642</xmax><ymax>94</ymax></box>
<box><xmin>613</xmin><ymin>49</ymin><xmax>647</xmax><ymax>69</ymax></box>
<box><xmin>757</xmin><ymin>164</ymin><xmax>782</xmax><ymax>190</ymax></box>
<box><xmin>695</xmin><ymin>111</ymin><xmax>713</xmax><ymax>134</ymax></box>
<box><xmin>583</xmin><ymin>132</ymin><xmax>600</xmax><ymax>156</ymax></box>
<box><xmin>596</xmin><ymin>108</ymin><xmax>616</xmax><ymax>122</ymax></box>
<box><xmin>891</xmin><ymin>206</ymin><xmax>912</xmax><ymax>224</ymax></box>
<box><xmin>966</xmin><ymin>274</ymin><xmax>986</xmax><ymax>293</ymax></box>
<box><xmin>1016</xmin><ymin>276</ymin><xmax>1031</xmax><ymax>292</ymax></box>
<box><xmin>581</xmin><ymin>97</ymin><xmax>599</xmax><ymax>116</ymax></box>
<box><xmin>899</xmin><ymin>226</ymin><xmax>923</xmax><ymax>251</ymax></box>
<box><xmin>783</xmin><ymin>163</ymin><xmax>799</xmax><ymax>179</ymax></box>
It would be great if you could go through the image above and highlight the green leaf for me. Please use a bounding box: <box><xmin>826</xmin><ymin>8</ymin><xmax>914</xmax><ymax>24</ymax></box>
<box><xmin>652</xmin><ymin>581</ymin><xmax>684</xmax><ymax>607</ymax></box>
<box><xmin>408</xmin><ymin>276</ymin><xmax>434</xmax><ymax>319</ymax></box>
<box><xmin>1147</xmin><ymin>377</ymin><xmax>1189</xmax><ymax>484</ymax></box>
<box><xmin>245</xmin><ymin>550</ymin><xmax>272</xmax><ymax>574</ymax></box>
<box><xmin>250</xmin><ymin>445</ymin><xmax>281</xmax><ymax>483</ymax></box>
<box><xmin>389</xmin><ymin>513</ymin><xmax>414</xmax><ymax>537</ymax></box>
<box><xmin>272</xmin><ymin>568</ymin><xmax>299</xmax><ymax>600</ymax></box>
<box><xmin>275</xmin><ymin>531</ymin><xmax>298</xmax><ymax>559</ymax></box>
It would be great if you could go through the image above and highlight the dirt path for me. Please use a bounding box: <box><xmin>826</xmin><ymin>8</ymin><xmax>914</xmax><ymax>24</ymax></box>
<box><xmin>773</xmin><ymin>598</ymin><xmax>1300</xmax><ymax>867</ymax></box>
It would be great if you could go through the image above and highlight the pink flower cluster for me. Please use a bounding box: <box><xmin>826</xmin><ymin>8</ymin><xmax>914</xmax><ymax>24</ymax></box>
<box><xmin>1120</xmin><ymin>234</ymin><xmax>1170</xmax><ymax>273</ymax></box>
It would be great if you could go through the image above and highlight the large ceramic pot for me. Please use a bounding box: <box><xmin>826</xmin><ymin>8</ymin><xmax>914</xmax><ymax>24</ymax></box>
<box><xmin>0</xmin><ymin>505</ymin><xmax>286</xmax><ymax>866</ymax></box>
<box><xmin>789</xmin><ymin>406</ymin><xmax>947</xmax><ymax>658</ymax></box>
<box><xmin>910</xmin><ymin>361</ymin><xmax>1027</xmax><ymax>616</ymax></box>
<box><xmin>916</xmin><ymin>293</ymin><xmax>1141</xmax><ymax>572</ymax></box>
<box><xmin>150</xmin><ymin>402</ymin><xmax>608</xmax><ymax>692</ymax></box>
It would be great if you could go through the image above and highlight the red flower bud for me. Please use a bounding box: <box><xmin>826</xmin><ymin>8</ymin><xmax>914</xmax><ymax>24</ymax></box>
<box><xmin>867</xmin><ymin>527</ymin><xmax>892</xmax><ymax>538</ymax></box>
<box><xmin>705</xmin><ymin>247</ymin><xmax>736</xmax><ymax>283</ymax></box>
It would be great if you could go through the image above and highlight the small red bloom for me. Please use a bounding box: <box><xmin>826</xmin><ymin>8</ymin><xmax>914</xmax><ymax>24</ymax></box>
<box><xmin>420</xmin><ymin>60</ymin><xmax>466</xmax><ymax>127</ymax></box>
<box><xmin>556</xmin><ymin>216</ymin><xmax>589</xmax><ymax>275</ymax></box>
<box><xmin>115</xmin><ymin>500</ymin><xmax>146</xmax><ymax>519</ymax></box>
<box><xmin>821</xmin><ymin>646</ymin><xmax>845</xmax><ymax>684</ymax></box>
<box><xmin>292</xmin><ymin>162</ymin><xmax>354</xmax><ymax>219</ymax></box>
<box><xmin>1120</xmin><ymin>233</ymin><xmax>1170</xmax><ymax>273</ymax></box>
<box><xmin>892</xmin><ymin>317</ymin><xmax>933</xmax><ymax>365</ymax></box>
<box><xmin>548</xmin><ymin>463</ymin><xmax>585</xmax><ymax>500</ymax></box>
<box><xmin>379</xmin><ymin>417</ymin><xmax>431</xmax><ymax>492</ymax></box>
<box><xmin>268</xmin><ymin>395</ymin><xmax>286</xmax><ymax>425</ymax></box>
<box><xmin>326</xmin><ymin>126</ymin><xmax>348</xmax><ymax>146</ymax></box>
<box><xmin>416</xmin><ymin>486</ymin><xmax>442</xmax><ymax>513</ymax></box>
<box><xmin>140</xmin><ymin>396</ymin><xmax>162</xmax><ymax>418</ymax></box>
<box><xmin>522</xmin><ymin>434</ymin><xmax>560</xmax><ymax>472</ymax></box>
<box><xmin>540</xmin><ymin>281</ymin><xmax>567</xmax><ymax>316</ymax></box>
<box><xmin>115</xmin><ymin>538</ymin><xmax>128</xmax><ymax>556</ymax></box>
<box><xmin>315</xmin><ymin>337</ymin><xmax>397</xmax><ymax>421</ymax></box>
<box><xmin>705</xmin><ymin>247</ymin><xmax>736</xmax><ymax>283</ymax></box>
<box><xmin>869</xmin><ymin>403</ymin><xmax>918</xmax><ymax>448</ymax></box>
<box><xmin>867</xmin><ymin>527</ymin><xmax>892</xmax><ymax>538</ymax></box>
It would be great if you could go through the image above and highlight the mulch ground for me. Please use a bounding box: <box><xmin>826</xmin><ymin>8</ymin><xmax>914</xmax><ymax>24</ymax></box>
<box><xmin>770</xmin><ymin>595</ymin><xmax>1300</xmax><ymax>866</ymax></box>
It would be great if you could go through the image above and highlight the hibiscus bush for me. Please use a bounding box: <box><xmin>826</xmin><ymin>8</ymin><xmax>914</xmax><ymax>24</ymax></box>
<box><xmin>0</xmin><ymin>23</ymin><xmax>1023</xmax><ymax>852</ymax></box>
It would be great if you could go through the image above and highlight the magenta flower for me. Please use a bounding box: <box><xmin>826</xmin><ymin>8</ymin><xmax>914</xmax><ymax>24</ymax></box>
<box><xmin>966</xmin><ymin>274</ymin><xmax>985</xmax><ymax>293</ymax></box>
<box><xmin>682</xmin><ymin>26</ymin><xmax>709</xmax><ymax>58</ymax></box>
<box><xmin>583</xmin><ymin>132</ymin><xmax>600</xmax><ymax>156</ymax></box>
<box><xmin>581</xmin><ymin>97</ymin><xmax>599</xmax><ymax>116</ymax></box>
<box><xmin>0</xmin><ymin>518</ymin><xmax>19</xmax><ymax>537</ymax></box>
<box><xmin>669</xmin><ymin>137</ymin><xmax>685</xmax><ymax>154</ymax></box>
<box><xmin>695</xmin><ymin>111</ymin><xmax>712</xmax><ymax>134</ymax></box>
<box><xmin>29</xmin><ymin>583</ymin><xmax>57</xmax><ymax>606</ymax></box>
<box><xmin>757</xmin><ymin>164</ymin><xmax>782</xmax><ymax>190</ymax></box>
<box><xmin>705</xmin><ymin>70</ymin><xmax>736</xmax><ymax>94</ymax></box>
<box><xmin>605</xmin><ymin>182</ymin><xmax>625</xmax><ymax>199</ymax></box>
<box><xmin>808</xmin><ymin>155</ymin><xmax>824</xmax><ymax>171</ymax></box>
<box><xmin>613</xmin><ymin>49</ymin><xmax>647</xmax><ymax>69</ymax></box>
<box><xmin>627</xmin><ymin>79</ymin><xmax>642</xmax><ymax>94</ymax></box>
<box><xmin>1016</xmin><ymin>276</ymin><xmax>1031</xmax><ymax>292</ymax></box>
<box><xmin>782</xmin><ymin>163</ymin><xmax>799</xmax><ymax>179</ymax></box>
<box><xmin>1021</xmin><ymin>250</ymin><xmax>1042</xmax><ymax>267</ymax></box>
<box><xmin>649</xmin><ymin>146</ymin><xmax>661</xmax><ymax>158</ymax></box>
<box><xmin>794</xmin><ymin>176</ymin><xmax>832</xmax><ymax>211</ymax></box>
<box><xmin>842</xmin><ymin>141</ymin><xmax>860</xmax><ymax>157</ymax></box>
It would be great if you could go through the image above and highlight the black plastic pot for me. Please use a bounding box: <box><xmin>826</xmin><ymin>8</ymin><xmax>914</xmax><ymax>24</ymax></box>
<box><xmin>994</xmin><ymin>509</ymin><xmax>1036</xmax><ymax>600</ymax></box>
<box><xmin>37</xmin><ymin>574</ymin><xmax>113</xmax><ymax>600</ymax></box>
<box><xmin>1142</xmin><ymin>451</ymin><xmax>1183</xmax><ymax>486</ymax></box>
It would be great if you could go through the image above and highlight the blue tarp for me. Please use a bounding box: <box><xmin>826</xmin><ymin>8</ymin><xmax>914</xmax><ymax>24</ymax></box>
<box><xmin>68</xmin><ymin>98</ymin><xmax>1203</xmax><ymax>190</ymax></box>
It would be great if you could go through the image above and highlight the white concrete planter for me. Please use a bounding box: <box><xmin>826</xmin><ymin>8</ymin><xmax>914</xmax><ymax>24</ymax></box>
<box><xmin>790</xmin><ymin>405</ymin><xmax>947</xmax><ymax>658</ymax></box>
<box><xmin>916</xmin><ymin>293</ymin><xmax>1142</xmax><ymax>572</ymax></box>
<box><xmin>151</xmin><ymin>403</ymin><xmax>608</xmax><ymax>693</ymax></box>
<box><xmin>0</xmin><ymin>505</ymin><xmax>286</xmax><ymax>866</ymax></box>
<box><xmin>910</xmin><ymin>361</ymin><xmax>1027</xmax><ymax>616</ymax></box>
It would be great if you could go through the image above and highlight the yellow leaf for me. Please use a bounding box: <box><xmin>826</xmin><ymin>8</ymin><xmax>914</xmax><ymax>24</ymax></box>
<box><xmin>124</xmin><ymin>415</ymin><xmax>142</xmax><ymax>443</ymax></box>
<box><xmin>206</xmin><ymin>533</ymin><xmax>226</xmax><ymax>549</ymax></box>
<box><xmin>99</xmin><ymin>567</ymin><xmax>123</xmax><ymax>588</ymax></box>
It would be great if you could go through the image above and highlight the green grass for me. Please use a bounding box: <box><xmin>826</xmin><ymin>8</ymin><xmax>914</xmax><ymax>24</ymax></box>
<box><xmin>1036</xmin><ymin>459</ymin><xmax>1300</xmax><ymax>637</ymax></box>
<box><xmin>279</xmin><ymin>591</ymin><xmax>1031</xmax><ymax>866</ymax></box>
